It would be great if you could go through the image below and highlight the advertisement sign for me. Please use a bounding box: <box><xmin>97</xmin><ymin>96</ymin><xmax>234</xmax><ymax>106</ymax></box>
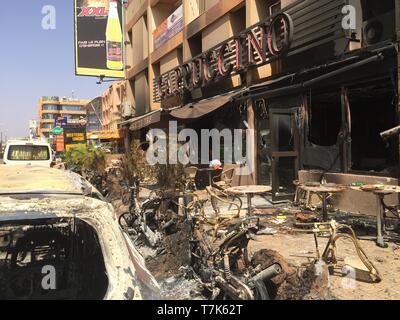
<box><xmin>153</xmin><ymin>5</ymin><xmax>183</xmax><ymax>50</ymax></box>
<box><xmin>64</xmin><ymin>126</ymin><xmax>87</xmax><ymax>152</ymax></box>
<box><xmin>74</xmin><ymin>0</ymin><xmax>125</xmax><ymax>78</ymax></box>
<box><xmin>65</xmin><ymin>143</ymin><xmax>86</xmax><ymax>152</ymax></box>
<box><xmin>54</xmin><ymin>116</ymin><xmax>68</xmax><ymax>128</ymax></box>
<box><xmin>56</xmin><ymin>134</ymin><xmax>65</xmax><ymax>152</ymax></box>
<box><xmin>53</xmin><ymin>127</ymin><xmax>63</xmax><ymax>135</ymax></box>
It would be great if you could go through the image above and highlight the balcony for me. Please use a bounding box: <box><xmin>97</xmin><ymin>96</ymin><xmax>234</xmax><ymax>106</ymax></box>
<box><xmin>40</xmin><ymin>119</ymin><xmax>54</xmax><ymax>123</ymax></box>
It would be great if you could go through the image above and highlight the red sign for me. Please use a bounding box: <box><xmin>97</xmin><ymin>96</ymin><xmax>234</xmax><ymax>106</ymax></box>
<box><xmin>56</xmin><ymin>134</ymin><xmax>65</xmax><ymax>152</ymax></box>
<box><xmin>78</xmin><ymin>7</ymin><xmax>108</xmax><ymax>17</ymax></box>
<box><xmin>154</xmin><ymin>13</ymin><xmax>293</xmax><ymax>101</ymax></box>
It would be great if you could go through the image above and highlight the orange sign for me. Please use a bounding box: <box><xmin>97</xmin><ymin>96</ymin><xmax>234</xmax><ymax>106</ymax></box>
<box><xmin>56</xmin><ymin>134</ymin><xmax>65</xmax><ymax>152</ymax></box>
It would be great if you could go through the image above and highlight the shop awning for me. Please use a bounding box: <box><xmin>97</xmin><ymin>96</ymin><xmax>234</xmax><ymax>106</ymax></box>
<box><xmin>88</xmin><ymin>129</ymin><xmax>124</xmax><ymax>140</ymax></box>
<box><xmin>240</xmin><ymin>47</ymin><xmax>392</xmax><ymax>102</ymax></box>
<box><xmin>170</xmin><ymin>90</ymin><xmax>243</xmax><ymax>120</ymax></box>
<box><xmin>119</xmin><ymin>109</ymin><xmax>162</xmax><ymax>131</ymax></box>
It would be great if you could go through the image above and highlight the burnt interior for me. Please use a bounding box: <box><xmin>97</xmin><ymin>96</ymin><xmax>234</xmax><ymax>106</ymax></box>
<box><xmin>309</xmin><ymin>91</ymin><xmax>342</xmax><ymax>147</ymax></box>
<box><xmin>348</xmin><ymin>81</ymin><xmax>397</xmax><ymax>173</ymax></box>
<box><xmin>304</xmin><ymin>79</ymin><xmax>397</xmax><ymax>175</ymax></box>
<box><xmin>0</xmin><ymin>217</ymin><xmax>108</xmax><ymax>300</ymax></box>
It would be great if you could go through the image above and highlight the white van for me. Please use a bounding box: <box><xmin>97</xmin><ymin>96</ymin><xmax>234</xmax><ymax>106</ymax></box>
<box><xmin>3</xmin><ymin>140</ymin><xmax>54</xmax><ymax>167</ymax></box>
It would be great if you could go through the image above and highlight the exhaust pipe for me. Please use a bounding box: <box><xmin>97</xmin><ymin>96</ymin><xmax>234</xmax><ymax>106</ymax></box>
<box><xmin>251</xmin><ymin>263</ymin><xmax>282</xmax><ymax>283</ymax></box>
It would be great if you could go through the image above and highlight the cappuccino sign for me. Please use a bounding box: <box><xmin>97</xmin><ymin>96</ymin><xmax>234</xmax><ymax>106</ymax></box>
<box><xmin>154</xmin><ymin>13</ymin><xmax>294</xmax><ymax>102</ymax></box>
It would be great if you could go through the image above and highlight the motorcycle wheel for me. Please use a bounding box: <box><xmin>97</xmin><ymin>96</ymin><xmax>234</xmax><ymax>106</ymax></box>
<box><xmin>118</xmin><ymin>212</ymin><xmax>135</xmax><ymax>229</ymax></box>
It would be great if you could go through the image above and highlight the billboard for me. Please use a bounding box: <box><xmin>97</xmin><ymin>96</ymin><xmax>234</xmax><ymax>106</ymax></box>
<box><xmin>64</xmin><ymin>126</ymin><xmax>87</xmax><ymax>152</ymax></box>
<box><xmin>153</xmin><ymin>5</ymin><xmax>183</xmax><ymax>50</ymax></box>
<box><xmin>54</xmin><ymin>116</ymin><xmax>68</xmax><ymax>128</ymax></box>
<box><xmin>56</xmin><ymin>134</ymin><xmax>65</xmax><ymax>152</ymax></box>
<box><xmin>74</xmin><ymin>0</ymin><xmax>125</xmax><ymax>78</ymax></box>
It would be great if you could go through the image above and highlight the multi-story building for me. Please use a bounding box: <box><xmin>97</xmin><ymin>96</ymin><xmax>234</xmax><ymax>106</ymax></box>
<box><xmin>86</xmin><ymin>97</ymin><xmax>103</xmax><ymax>137</ymax></box>
<box><xmin>38</xmin><ymin>96</ymin><xmax>88</xmax><ymax>139</ymax></box>
<box><xmin>101</xmin><ymin>81</ymin><xmax>127</xmax><ymax>132</ymax></box>
<box><xmin>123</xmin><ymin>0</ymin><xmax>400</xmax><ymax>214</ymax></box>
<box><xmin>85</xmin><ymin>81</ymin><xmax>130</xmax><ymax>152</ymax></box>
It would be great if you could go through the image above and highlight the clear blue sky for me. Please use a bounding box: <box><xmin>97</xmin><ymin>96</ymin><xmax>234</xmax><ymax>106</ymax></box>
<box><xmin>0</xmin><ymin>0</ymin><xmax>109</xmax><ymax>139</ymax></box>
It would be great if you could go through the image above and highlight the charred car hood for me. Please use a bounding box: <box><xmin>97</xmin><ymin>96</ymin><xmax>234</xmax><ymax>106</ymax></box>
<box><xmin>0</xmin><ymin>194</ymin><xmax>161</xmax><ymax>300</ymax></box>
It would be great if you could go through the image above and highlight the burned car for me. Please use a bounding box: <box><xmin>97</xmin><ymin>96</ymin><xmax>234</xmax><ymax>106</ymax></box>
<box><xmin>0</xmin><ymin>166</ymin><xmax>160</xmax><ymax>300</ymax></box>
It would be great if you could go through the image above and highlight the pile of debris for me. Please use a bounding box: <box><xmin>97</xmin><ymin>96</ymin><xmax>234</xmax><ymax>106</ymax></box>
<box><xmin>251</xmin><ymin>249</ymin><xmax>330</xmax><ymax>300</ymax></box>
<box><xmin>145</xmin><ymin>218</ymin><xmax>192</xmax><ymax>280</ymax></box>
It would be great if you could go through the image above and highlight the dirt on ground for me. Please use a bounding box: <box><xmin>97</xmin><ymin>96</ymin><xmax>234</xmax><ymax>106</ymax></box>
<box><xmin>249</xmin><ymin>231</ymin><xmax>400</xmax><ymax>300</ymax></box>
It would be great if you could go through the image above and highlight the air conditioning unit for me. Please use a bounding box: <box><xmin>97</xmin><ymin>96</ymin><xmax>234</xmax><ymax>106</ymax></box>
<box><xmin>362</xmin><ymin>10</ymin><xmax>395</xmax><ymax>46</ymax></box>
<box><xmin>121</xmin><ymin>101</ymin><xmax>134</xmax><ymax>118</ymax></box>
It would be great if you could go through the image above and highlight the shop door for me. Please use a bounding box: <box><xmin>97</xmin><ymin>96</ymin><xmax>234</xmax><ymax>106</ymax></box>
<box><xmin>270</xmin><ymin>108</ymin><xmax>300</xmax><ymax>201</ymax></box>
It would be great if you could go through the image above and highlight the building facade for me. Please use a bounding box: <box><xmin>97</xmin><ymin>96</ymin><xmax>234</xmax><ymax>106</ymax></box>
<box><xmin>86</xmin><ymin>97</ymin><xmax>103</xmax><ymax>135</ymax></box>
<box><xmin>86</xmin><ymin>81</ymin><xmax>130</xmax><ymax>152</ymax></box>
<box><xmin>101</xmin><ymin>81</ymin><xmax>127</xmax><ymax>132</ymax></box>
<box><xmin>123</xmin><ymin>0</ymin><xmax>400</xmax><ymax>213</ymax></box>
<box><xmin>38</xmin><ymin>96</ymin><xmax>88</xmax><ymax>139</ymax></box>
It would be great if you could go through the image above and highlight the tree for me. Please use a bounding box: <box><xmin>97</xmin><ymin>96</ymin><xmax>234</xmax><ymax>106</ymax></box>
<box><xmin>64</xmin><ymin>143</ymin><xmax>106</xmax><ymax>175</ymax></box>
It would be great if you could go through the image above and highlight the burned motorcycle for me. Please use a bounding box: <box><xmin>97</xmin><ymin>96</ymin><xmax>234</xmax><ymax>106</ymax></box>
<box><xmin>189</xmin><ymin>214</ymin><xmax>283</xmax><ymax>300</ymax></box>
<box><xmin>118</xmin><ymin>176</ymin><xmax>180</xmax><ymax>247</ymax></box>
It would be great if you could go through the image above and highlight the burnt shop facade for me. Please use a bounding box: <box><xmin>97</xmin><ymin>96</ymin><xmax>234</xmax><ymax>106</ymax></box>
<box><xmin>150</xmin><ymin>0</ymin><xmax>400</xmax><ymax>207</ymax></box>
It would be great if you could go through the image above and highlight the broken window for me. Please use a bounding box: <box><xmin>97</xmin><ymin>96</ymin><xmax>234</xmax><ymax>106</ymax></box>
<box><xmin>308</xmin><ymin>92</ymin><xmax>342</xmax><ymax>147</ymax></box>
<box><xmin>0</xmin><ymin>216</ymin><xmax>108</xmax><ymax>300</ymax></box>
<box><xmin>303</xmin><ymin>91</ymin><xmax>342</xmax><ymax>172</ymax></box>
<box><xmin>348</xmin><ymin>81</ymin><xmax>397</xmax><ymax>174</ymax></box>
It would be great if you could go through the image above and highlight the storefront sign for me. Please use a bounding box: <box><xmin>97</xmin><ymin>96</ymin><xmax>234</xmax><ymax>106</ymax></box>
<box><xmin>64</xmin><ymin>126</ymin><xmax>87</xmax><ymax>151</ymax></box>
<box><xmin>74</xmin><ymin>0</ymin><xmax>125</xmax><ymax>78</ymax></box>
<box><xmin>53</xmin><ymin>127</ymin><xmax>63</xmax><ymax>135</ymax></box>
<box><xmin>154</xmin><ymin>0</ymin><xmax>349</xmax><ymax>102</ymax></box>
<box><xmin>54</xmin><ymin>116</ymin><xmax>68</xmax><ymax>128</ymax></box>
<box><xmin>56</xmin><ymin>134</ymin><xmax>65</xmax><ymax>152</ymax></box>
<box><xmin>153</xmin><ymin>5</ymin><xmax>183</xmax><ymax>50</ymax></box>
<box><xmin>78</xmin><ymin>117</ymin><xmax>88</xmax><ymax>126</ymax></box>
<box><xmin>154</xmin><ymin>13</ymin><xmax>294</xmax><ymax>101</ymax></box>
<box><xmin>65</xmin><ymin>132</ymin><xmax>86</xmax><ymax>142</ymax></box>
<box><xmin>87</xmin><ymin>129</ymin><xmax>124</xmax><ymax>140</ymax></box>
<box><xmin>66</xmin><ymin>143</ymin><xmax>86</xmax><ymax>152</ymax></box>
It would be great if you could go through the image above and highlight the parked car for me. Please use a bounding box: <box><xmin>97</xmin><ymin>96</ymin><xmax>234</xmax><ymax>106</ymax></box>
<box><xmin>0</xmin><ymin>166</ymin><xmax>160</xmax><ymax>300</ymax></box>
<box><xmin>3</xmin><ymin>139</ymin><xmax>54</xmax><ymax>167</ymax></box>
